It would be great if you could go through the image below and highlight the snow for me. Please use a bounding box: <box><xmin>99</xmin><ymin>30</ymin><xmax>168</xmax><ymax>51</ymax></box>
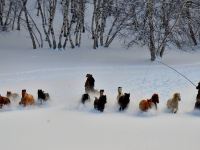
<box><xmin>0</xmin><ymin>30</ymin><xmax>200</xmax><ymax>150</ymax></box>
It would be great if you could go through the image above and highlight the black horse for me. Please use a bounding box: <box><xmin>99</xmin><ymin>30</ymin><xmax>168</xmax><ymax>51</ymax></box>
<box><xmin>194</xmin><ymin>82</ymin><xmax>200</xmax><ymax>110</ymax></box>
<box><xmin>196</xmin><ymin>82</ymin><xmax>200</xmax><ymax>100</ymax></box>
<box><xmin>94</xmin><ymin>90</ymin><xmax>107</xmax><ymax>112</ymax></box>
<box><xmin>38</xmin><ymin>89</ymin><xmax>50</xmax><ymax>104</ymax></box>
<box><xmin>85</xmin><ymin>74</ymin><xmax>95</xmax><ymax>93</ymax></box>
<box><xmin>81</xmin><ymin>93</ymin><xmax>90</xmax><ymax>104</ymax></box>
<box><xmin>118</xmin><ymin>93</ymin><xmax>130</xmax><ymax>111</ymax></box>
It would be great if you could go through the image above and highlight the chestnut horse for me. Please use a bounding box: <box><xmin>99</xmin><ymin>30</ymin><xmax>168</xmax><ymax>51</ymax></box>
<box><xmin>139</xmin><ymin>94</ymin><xmax>159</xmax><ymax>112</ymax></box>
<box><xmin>19</xmin><ymin>90</ymin><xmax>35</xmax><ymax>106</ymax></box>
<box><xmin>0</xmin><ymin>95</ymin><xmax>11</xmax><ymax>108</ymax></box>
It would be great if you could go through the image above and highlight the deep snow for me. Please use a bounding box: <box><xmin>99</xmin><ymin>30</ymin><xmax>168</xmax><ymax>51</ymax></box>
<box><xmin>0</xmin><ymin>30</ymin><xmax>200</xmax><ymax>150</ymax></box>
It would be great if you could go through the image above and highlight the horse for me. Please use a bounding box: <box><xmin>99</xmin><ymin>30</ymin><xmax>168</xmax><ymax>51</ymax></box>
<box><xmin>19</xmin><ymin>89</ymin><xmax>35</xmax><ymax>106</ymax></box>
<box><xmin>196</xmin><ymin>82</ymin><xmax>200</xmax><ymax>101</ymax></box>
<box><xmin>167</xmin><ymin>93</ymin><xmax>181</xmax><ymax>113</ymax></box>
<box><xmin>85</xmin><ymin>74</ymin><xmax>95</xmax><ymax>93</ymax></box>
<box><xmin>194</xmin><ymin>100</ymin><xmax>200</xmax><ymax>110</ymax></box>
<box><xmin>38</xmin><ymin>89</ymin><xmax>50</xmax><ymax>104</ymax></box>
<box><xmin>6</xmin><ymin>91</ymin><xmax>19</xmax><ymax>101</ymax></box>
<box><xmin>139</xmin><ymin>93</ymin><xmax>159</xmax><ymax>112</ymax></box>
<box><xmin>0</xmin><ymin>95</ymin><xmax>11</xmax><ymax>108</ymax></box>
<box><xmin>81</xmin><ymin>93</ymin><xmax>90</xmax><ymax>104</ymax></box>
<box><xmin>117</xmin><ymin>87</ymin><xmax>123</xmax><ymax>102</ymax></box>
<box><xmin>94</xmin><ymin>95</ymin><xmax>107</xmax><ymax>112</ymax></box>
<box><xmin>194</xmin><ymin>82</ymin><xmax>200</xmax><ymax>110</ymax></box>
<box><xmin>94</xmin><ymin>89</ymin><xmax>107</xmax><ymax>112</ymax></box>
<box><xmin>118</xmin><ymin>93</ymin><xmax>130</xmax><ymax>111</ymax></box>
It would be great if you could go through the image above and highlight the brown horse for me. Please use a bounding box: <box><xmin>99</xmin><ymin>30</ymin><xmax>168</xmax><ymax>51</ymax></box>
<box><xmin>85</xmin><ymin>74</ymin><xmax>95</xmax><ymax>93</ymax></box>
<box><xmin>139</xmin><ymin>93</ymin><xmax>159</xmax><ymax>112</ymax></box>
<box><xmin>0</xmin><ymin>95</ymin><xmax>11</xmax><ymax>108</ymax></box>
<box><xmin>19</xmin><ymin>89</ymin><xmax>35</xmax><ymax>106</ymax></box>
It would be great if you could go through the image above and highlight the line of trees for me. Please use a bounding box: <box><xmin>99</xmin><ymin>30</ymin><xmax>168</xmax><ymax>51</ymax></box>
<box><xmin>0</xmin><ymin>0</ymin><xmax>200</xmax><ymax>61</ymax></box>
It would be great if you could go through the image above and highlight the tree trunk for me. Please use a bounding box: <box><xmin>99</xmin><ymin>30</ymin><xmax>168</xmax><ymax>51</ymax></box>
<box><xmin>58</xmin><ymin>0</ymin><xmax>68</xmax><ymax>49</ymax></box>
<box><xmin>17</xmin><ymin>8</ymin><xmax>23</xmax><ymax>30</ymax></box>
<box><xmin>159</xmin><ymin>0</ymin><xmax>170</xmax><ymax>57</ymax></box>
<box><xmin>0</xmin><ymin>0</ymin><xmax>3</xmax><ymax>26</ymax></box>
<box><xmin>12</xmin><ymin>5</ymin><xmax>17</xmax><ymax>30</ymax></box>
<box><xmin>100</xmin><ymin>0</ymin><xmax>106</xmax><ymax>46</ymax></box>
<box><xmin>3</xmin><ymin>1</ymin><xmax>13</xmax><ymax>31</ymax></box>
<box><xmin>48</xmin><ymin>0</ymin><xmax>57</xmax><ymax>49</ymax></box>
<box><xmin>27</xmin><ymin>10</ymin><xmax>43</xmax><ymax>48</ymax></box>
<box><xmin>22</xmin><ymin>0</ymin><xmax>37</xmax><ymax>49</ymax></box>
<box><xmin>37</xmin><ymin>0</ymin><xmax>52</xmax><ymax>48</ymax></box>
<box><xmin>147</xmin><ymin>0</ymin><xmax>156</xmax><ymax>61</ymax></box>
<box><xmin>186</xmin><ymin>4</ymin><xmax>197</xmax><ymax>46</ymax></box>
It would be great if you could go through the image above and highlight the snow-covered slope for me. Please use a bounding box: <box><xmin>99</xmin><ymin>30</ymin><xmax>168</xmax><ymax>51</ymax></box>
<box><xmin>0</xmin><ymin>31</ymin><xmax>200</xmax><ymax>150</ymax></box>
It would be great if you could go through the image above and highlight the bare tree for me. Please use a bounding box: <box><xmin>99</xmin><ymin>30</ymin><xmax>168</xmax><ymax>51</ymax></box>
<box><xmin>0</xmin><ymin>0</ymin><xmax>5</xmax><ymax>26</ymax></box>
<box><xmin>37</xmin><ymin>0</ymin><xmax>52</xmax><ymax>48</ymax></box>
<box><xmin>47</xmin><ymin>0</ymin><xmax>57</xmax><ymax>49</ymax></box>
<box><xmin>21</xmin><ymin>0</ymin><xmax>37</xmax><ymax>49</ymax></box>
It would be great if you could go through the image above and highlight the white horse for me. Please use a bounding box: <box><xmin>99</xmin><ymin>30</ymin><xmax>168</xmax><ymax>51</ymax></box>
<box><xmin>7</xmin><ymin>91</ymin><xmax>20</xmax><ymax>101</ymax></box>
<box><xmin>117</xmin><ymin>87</ymin><xmax>123</xmax><ymax>102</ymax></box>
<box><xmin>167</xmin><ymin>93</ymin><xmax>181</xmax><ymax>113</ymax></box>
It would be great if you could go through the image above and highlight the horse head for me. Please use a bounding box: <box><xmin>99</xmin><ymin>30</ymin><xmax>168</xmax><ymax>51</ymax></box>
<box><xmin>151</xmin><ymin>93</ymin><xmax>159</xmax><ymax>103</ymax></box>
<box><xmin>118</xmin><ymin>87</ymin><xmax>123</xmax><ymax>95</ymax></box>
<box><xmin>197</xmin><ymin>82</ymin><xmax>200</xmax><ymax>90</ymax></box>
<box><xmin>7</xmin><ymin>91</ymin><xmax>11</xmax><ymax>97</ymax></box>
<box><xmin>173</xmin><ymin>93</ymin><xmax>181</xmax><ymax>101</ymax></box>
<box><xmin>22</xmin><ymin>89</ymin><xmax>26</xmax><ymax>98</ymax></box>
<box><xmin>124</xmin><ymin>93</ymin><xmax>130</xmax><ymax>99</ymax></box>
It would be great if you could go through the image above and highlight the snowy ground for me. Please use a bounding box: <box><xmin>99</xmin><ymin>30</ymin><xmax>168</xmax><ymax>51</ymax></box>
<box><xmin>0</xmin><ymin>31</ymin><xmax>200</xmax><ymax>150</ymax></box>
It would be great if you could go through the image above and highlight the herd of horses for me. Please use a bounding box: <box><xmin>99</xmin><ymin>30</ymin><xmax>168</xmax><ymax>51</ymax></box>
<box><xmin>81</xmin><ymin>86</ymin><xmax>182</xmax><ymax>113</ymax></box>
<box><xmin>82</xmin><ymin>74</ymin><xmax>200</xmax><ymax>113</ymax></box>
<box><xmin>0</xmin><ymin>89</ymin><xmax>49</xmax><ymax>108</ymax></box>
<box><xmin>0</xmin><ymin>74</ymin><xmax>199</xmax><ymax>114</ymax></box>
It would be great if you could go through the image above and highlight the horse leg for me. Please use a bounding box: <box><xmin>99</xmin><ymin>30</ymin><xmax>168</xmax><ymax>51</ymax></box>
<box><xmin>155</xmin><ymin>103</ymin><xmax>157</xmax><ymax>110</ymax></box>
<box><xmin>119</xmin><ymin>107</ymin><xmax>122</xmax><ymax>111</ymax></box>
<box><xmin>173</xmin><ymin>108</ymin><xmax>177</xmax><ymax>113</ymax></box>
<box><xmin>122</xmin><ymin>105</ymin><xmax>127</xmax><ymax>111</ymax></box>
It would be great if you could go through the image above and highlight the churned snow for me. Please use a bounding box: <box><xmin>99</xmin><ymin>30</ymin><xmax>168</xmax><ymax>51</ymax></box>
<box><xmin>0</xmin><ymin>30</ymin><xmax>200</xmax><ymax>150</ymax></box>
